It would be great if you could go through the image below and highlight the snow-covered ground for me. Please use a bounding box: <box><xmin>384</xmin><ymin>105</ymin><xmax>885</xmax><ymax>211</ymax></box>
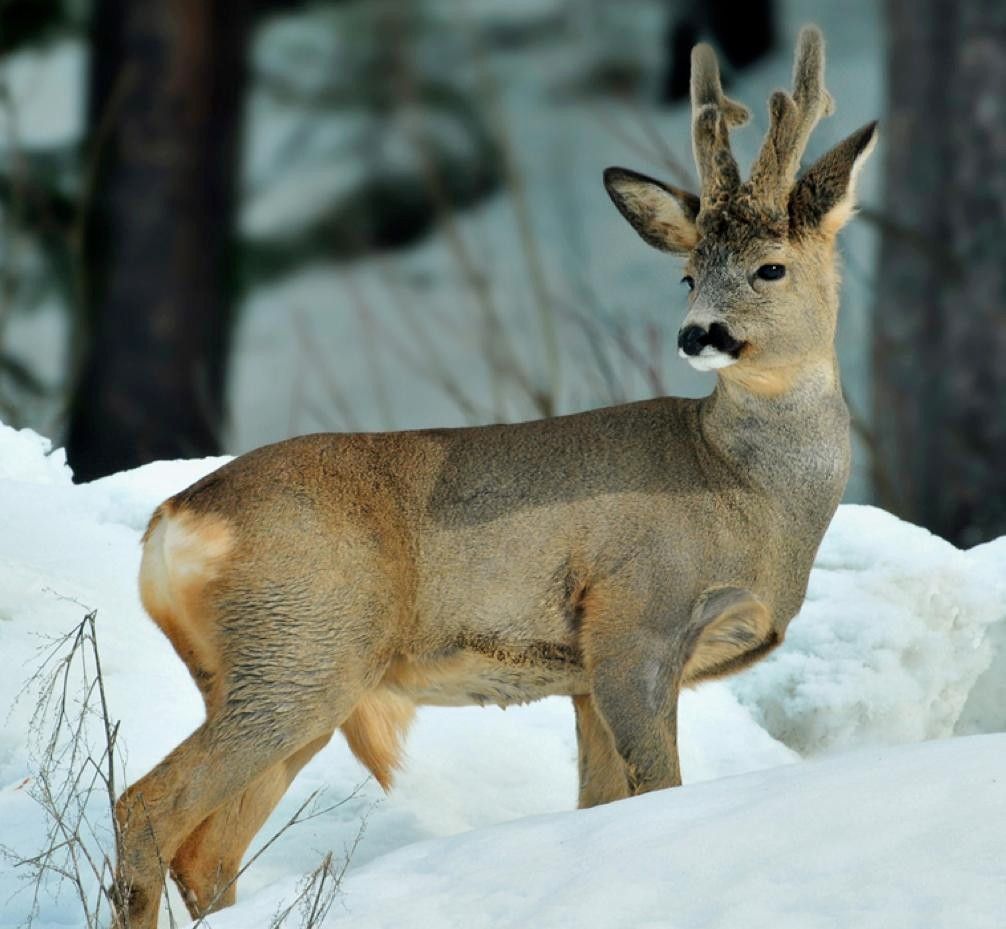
<box><xmin>211</xmin><ymin>735</ymin><xmax>1006</xmax><ymax>929</ymax></box>
<box><xmin>1</xmin><ymin>419</ymin><xmax>1004</xmax><ymax>928</ymax></box>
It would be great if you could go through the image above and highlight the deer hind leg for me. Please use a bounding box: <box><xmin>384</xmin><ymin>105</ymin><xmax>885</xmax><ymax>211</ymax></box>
<box><xmin>167</xmin><ymin>686</ymin><xmax>415</xmax><ymax>919</ymax></box>
<box><xmin>115</xmin><ymin>714</ymin><xmax>296</xmax><ymax>929</ymax></box>
<box><xmin>572</xmin><ymin>694</ymin><xmax>630</xmax><ymax>808</ymax></box>
<box><xmin>168</xmin><ymin>730</ymin><xmax>334</xmax><ymax>919</ymax></box>
<box><xmin>124</xmin><ymin>504</ymin><xmax>407</xmax><ymax>927</ymax></box>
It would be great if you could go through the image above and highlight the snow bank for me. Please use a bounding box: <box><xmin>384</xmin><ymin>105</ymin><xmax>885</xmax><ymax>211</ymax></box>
<box><xmin>78</xmin><ymin>455</ymin><xmax>233</xmax><ymax>532</ymax></box>
<box><xmin>730</xmin><ymin>505</ymin><xmax>1006</xmax><ymax>756</ymax></box>
<box><xmin>0</xmin><ymin>421</ymin><xmax>1003</xmax><ymax>929</ymax></box>
<box><xmin>0</xmin><ymin>421</ymin><xmax>73</xmax><ymax>485</ymax></box>
<box><xmin>210</xmin><ymin>734</ymin><xmax>1006</xmax><ymax>929</ymax></box>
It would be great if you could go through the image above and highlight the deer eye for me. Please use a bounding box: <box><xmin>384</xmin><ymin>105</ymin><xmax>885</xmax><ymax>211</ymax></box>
<box><xmin>681</xmin><ymin>275</ymin><xmax>695</xmax><ymax>291</ymax></box>
<box><xmin>756</xmin><ymin>264</ymin><xmax>786</xmax><ymax>281</ymax></box>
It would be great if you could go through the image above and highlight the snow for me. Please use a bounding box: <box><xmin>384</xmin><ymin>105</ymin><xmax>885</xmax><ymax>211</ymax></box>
<box><xmin>0</xmin><ymin>39</ymin><xmax>85</xmax><ymax>149</ymax></box>
<box><xmin>0</xmin><ymin>421</ymin><xmax>1004</xmax><ymax>928</ymax></box>
<box><xmin>732</xmin><ymin>505</ymin><xmax>1006</xmax><ymax>754</ymax></box>
<box><xmin>0</xmin><ymin>421</ymin><xmax>72</xmax><ymax>485</ymax></box>
<box><xmin>211</xmin><ymin>735</ymin><xmax>1006</xmax><ymax>929</ymax></box>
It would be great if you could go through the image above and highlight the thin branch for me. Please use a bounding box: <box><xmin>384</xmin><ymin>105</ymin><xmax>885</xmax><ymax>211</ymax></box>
<box><xmin>192</xmin><ymin>782</ymin><xmax>368</xmax><ymax>927</ymax></box>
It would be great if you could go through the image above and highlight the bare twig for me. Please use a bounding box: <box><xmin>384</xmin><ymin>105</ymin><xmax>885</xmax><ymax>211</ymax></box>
<box><xmin>385</xmin><ymin>8</ymin><xmax>545</xmax><ymax>420</ymax></box>
<box><xmin>339</xmin><ymin>270</ymin><xmax>396</xmax><ymax>429</ymax></box>
<box><xmin>4</xmin><ymin>609</ymin><xmax>367</xmax><ymax>929</ymax></box>
<box><xmin>586</xmin><ymin>99</ymin><xmax>694</xmax><ymax>187</ymax></box>
<box><xmin>369</xmin><ymin>260</ymin><xmax>492</xmax><ymax>423</ymax></box>
<box><xmin>192</xmin><ymin>782</ymin><xmax>368</xmax><ymax>927</ymax></box>
<box><xmin>471</xmin><ymin>37</ymin><xmax>561</xmax><ymax>416</ymax></box>
<box><xmin>267</xmin><ymin>810</ymin><xmax>369</xmax><ymax>929</ymax></box>
<box><xmin>291</xmin><ymin>309</ymin><xmax>362</xmax><ymax>433</ymax></box>
<box><xmin>1</xmin><ymin>611</ymin><xmax>128</xmax><ymax>928</ymax></box>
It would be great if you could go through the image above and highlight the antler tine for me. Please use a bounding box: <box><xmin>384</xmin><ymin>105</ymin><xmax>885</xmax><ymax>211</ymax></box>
<box><xmin>749</xmin><ymin>26</ymin><xmax>835</xmax><ymax>205</ymax></box>
<box><xmin>690</xmin><ymin>43</ymin><xmax>750</xmax><ymax>208</ymax></box>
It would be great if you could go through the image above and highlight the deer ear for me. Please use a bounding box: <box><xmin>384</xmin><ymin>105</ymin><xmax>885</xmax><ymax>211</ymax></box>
<box><xmin>789</xmin><ymin>121</ymin><xmax>878</xmax><ymax>237</ymax></box>
<box><xmin>604</xmin><ymin>167</ymin><xmax>700</xmax><ymax>255</ymax></box>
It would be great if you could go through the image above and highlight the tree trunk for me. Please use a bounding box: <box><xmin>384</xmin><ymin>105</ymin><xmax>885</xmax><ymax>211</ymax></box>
<box><xmin>66</xmin><ymin>0</ymin><xmax>251</xmax><ymax>480</ymax></box>
<box><xmin>661</xmin><ymin>0</ymin><xmax>775</xmax><ymax>102</ymax></box>
<box><xmin>874</xmin><ymin>0</ymin><xmax>1006</xmax><ymax>546</ymax></box>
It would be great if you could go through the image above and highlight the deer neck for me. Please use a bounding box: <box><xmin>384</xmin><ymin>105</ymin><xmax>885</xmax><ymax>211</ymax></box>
<box><xmin>697</xmin><ymin>353</ymin><xmax>851</xmax><ymax>499</ymax></box>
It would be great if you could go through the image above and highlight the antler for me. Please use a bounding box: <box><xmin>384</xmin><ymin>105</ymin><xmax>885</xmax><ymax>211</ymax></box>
<box><xmin>690</xmin><ymin>43</ymin><xmax>750</xmax><ymax>211</ymax></box>
<box><xmin>748</xmin><ymin>26</ymin><xmax>835</xmax><ymax>207</ymax></box>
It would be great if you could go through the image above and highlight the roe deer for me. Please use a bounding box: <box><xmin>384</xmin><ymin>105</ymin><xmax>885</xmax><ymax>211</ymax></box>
<box><xmin>115</xmin><ymin>26</ymin><xmax>876</xmax><ymax>927</ymax></box>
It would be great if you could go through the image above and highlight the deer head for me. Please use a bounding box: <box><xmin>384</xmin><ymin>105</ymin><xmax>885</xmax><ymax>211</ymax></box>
<box><xmin>604</xmin><ymin>27</ymin><xmax>876</xmax><ymax>392</ymax></box>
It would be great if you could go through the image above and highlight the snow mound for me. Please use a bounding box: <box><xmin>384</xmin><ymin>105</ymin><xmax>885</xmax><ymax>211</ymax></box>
<box><xmin>731</xmin><ymin>505</ymin><xmax>1006</xmax><ymax>755</ymax></box>
<box><xmin>0</xmin><ymin>421</ymin><xmax>73</xmax><ymax>485</ymax></box>
<box><xmin>955</xmin><ymin>536</ymin><xmax>1006</xmax><ymax>735</ymax></box>
<box><xmin>211</xmin><ymin>735</ymin><xmax>1006</xmax><ymax>929</ymax></box>
<box><xmin>78</xmin><ymin>455</ymin><xmax>232</xmax><ymax>531</ymax></box>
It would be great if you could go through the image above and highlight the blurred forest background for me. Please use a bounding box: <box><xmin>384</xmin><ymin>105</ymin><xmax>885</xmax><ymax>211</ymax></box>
<box><xmin>0</xmin><ymin>0</ymin><xmax>1002</xmax><ymax>546</ymax></box>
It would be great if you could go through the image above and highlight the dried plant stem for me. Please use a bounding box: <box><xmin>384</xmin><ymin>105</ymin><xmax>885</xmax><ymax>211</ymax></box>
<box><xmin>4</xmin><ymin>608</ymin><xmax>365</xmax><ymax>929</ymax></box>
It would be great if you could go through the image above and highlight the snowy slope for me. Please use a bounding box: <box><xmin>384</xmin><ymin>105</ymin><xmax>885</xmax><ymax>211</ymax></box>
<box><xmin>0</xmin><ymin>419</ymin><xmax>1004</xmax><ymax>928</ymax></box>
<box><xmin>211</xmin><ymin>734</ymin><xmax>1006</xmax><ymax>929</ymax></box>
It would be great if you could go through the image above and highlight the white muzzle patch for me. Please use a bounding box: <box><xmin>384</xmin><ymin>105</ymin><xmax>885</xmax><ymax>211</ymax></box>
<box><xmin>679</xmin><ymin>345</ymin><xmax>738</xmax><ymax>372</ymax></box>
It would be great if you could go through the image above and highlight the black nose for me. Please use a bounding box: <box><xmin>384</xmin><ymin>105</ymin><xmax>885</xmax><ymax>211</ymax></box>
<box><xmin>678</xmin><ymin>324</ymin><xmax>709</xmax><ymax>357</ymax></box>
<box><xmin>707</xmin><ymin>323</ymin><xmax>744</xmax><ymax>355</ymax></box>
<box><xmin>677</xmin><ymin>323</ymin><xmax>744</xmax><ymax>357</ymax></box>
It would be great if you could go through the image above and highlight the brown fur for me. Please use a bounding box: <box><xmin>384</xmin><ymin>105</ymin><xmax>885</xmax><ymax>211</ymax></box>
<box><xmin>748</xmin><ymin>28</ymin><xmax>834</xmax><ymax>207</ymax></box>
<box><xmin>573</xmin><ymin>694</ymin><xmax>629</xmax><ymax>806</ymax></box>
<box><xmin>604</xmin><ymin>167</ymin><xmax>700</xmax><ymax>254</ymax></box>
<box><xmin>682</xmin><ymin>587</ymin><xmax>775</xmax><ymax>685</ymax></box>
<box><xmin>115</xmin><ymin>27</ymin><xmax>876</xmax><ymax>929</ymax></box>
<box><xmin>169</xmin><ymin>732</ymin><xmax>332</xmax><ymax>917</ymax></box>
<box><xmin>340</xmin><ymin>690</ymin><xmax>415</xmax><ymax>790</ymax></box>
<box><xmin>721</xmin><ymin>354</ymin><xmax>837</xmax><ymax>398</ymax></box>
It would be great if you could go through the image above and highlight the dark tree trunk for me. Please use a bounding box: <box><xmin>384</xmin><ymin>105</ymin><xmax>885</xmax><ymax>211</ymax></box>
<box><xmin>66</xmin><ymin>0</ymin><xmax>252</xmax><ymax>481</ymax></box>
<box><xmin>874</xmin><ymin>0</ymin><xmax>1006</xmax><ymax>546</ymax></box>
<box><xmin>661</xmin><ymin>0</ymin><xmax>775</xmax><ymax>103</ymax></box>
